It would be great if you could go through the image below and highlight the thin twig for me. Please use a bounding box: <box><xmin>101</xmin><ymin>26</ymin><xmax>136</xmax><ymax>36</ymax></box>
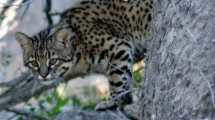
<box><xmin>44</xmin><ymin>0</ymin><xmax>53</xmax><ymax>27</ymax></box>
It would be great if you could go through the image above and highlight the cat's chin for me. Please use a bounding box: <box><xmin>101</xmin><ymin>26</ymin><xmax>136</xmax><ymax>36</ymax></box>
<box><xmin>38</xmin><ymin>77</ymin><xmax>63</xmax><ymax>86</ymax></box>
<box><xmin>37</xmin><ymin>75</ymin><xmax>56</xmax><ymax>85</ymax></box>
<box><xmin>39</xmin><ymin>79</ymin><xmax>55</xmax><ymax>85</ymax></box>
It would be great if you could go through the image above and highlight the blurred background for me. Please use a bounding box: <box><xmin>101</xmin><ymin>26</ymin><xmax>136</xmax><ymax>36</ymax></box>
<box><xmin>0</xmin><ymin>0</ymin><xmax>144</xmax><ymax>119</ymax></box>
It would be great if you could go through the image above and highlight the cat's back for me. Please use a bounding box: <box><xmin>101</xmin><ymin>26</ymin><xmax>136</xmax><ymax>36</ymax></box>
<box><xmin>60</xmin><ymin>0</ymin><xmax>153</xmax><ymax>39</ymax></box>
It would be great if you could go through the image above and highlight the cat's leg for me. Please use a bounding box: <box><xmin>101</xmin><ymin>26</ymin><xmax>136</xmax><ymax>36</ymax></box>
<box><xmin>96</xmin><ymin>45</ymin><xmax>133</xmax><ymax>111</ymax></box>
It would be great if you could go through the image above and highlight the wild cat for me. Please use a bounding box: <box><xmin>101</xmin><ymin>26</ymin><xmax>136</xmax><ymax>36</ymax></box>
<box><xmin>16</xmin><ymin>0</ymin><xmax>153</xmax><ymax>110</ymax></box>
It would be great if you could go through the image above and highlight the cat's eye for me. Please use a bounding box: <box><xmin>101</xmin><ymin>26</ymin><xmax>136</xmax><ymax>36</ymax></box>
<box><xmin>49</xmin><ymin>58</ymin><xmax>57</xmax><ymax>65</ymax></box>
<box><xmin>31</xmin><ymin>60</ymin><xmax>39</xmax><ymax>67</ymax></box>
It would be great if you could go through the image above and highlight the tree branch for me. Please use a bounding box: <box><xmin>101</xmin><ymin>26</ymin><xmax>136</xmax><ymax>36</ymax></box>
<box><xmin>0</xmin><ymin>71</ymin><xmax>63</xmax><ymax>111</ymax></box>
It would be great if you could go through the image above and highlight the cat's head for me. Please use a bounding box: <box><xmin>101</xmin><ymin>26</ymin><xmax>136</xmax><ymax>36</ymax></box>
<box><xmin>16</xmin><ymin>28</ymin><xmax>76</xmax><ymax>82</ymax></box>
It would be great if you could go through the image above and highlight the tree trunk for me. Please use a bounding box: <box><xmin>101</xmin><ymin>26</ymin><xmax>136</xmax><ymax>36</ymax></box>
<box><xmin>141</xmin><ymin>0</ymin><xmax>215</xmax><ymax>120</ymax></box>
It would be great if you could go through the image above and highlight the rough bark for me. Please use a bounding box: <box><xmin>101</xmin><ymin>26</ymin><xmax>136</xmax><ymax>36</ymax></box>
<box><xmin>141</xmin><ymin>0</ymin><xmax>215</xmax><ymax>120</ymax></box>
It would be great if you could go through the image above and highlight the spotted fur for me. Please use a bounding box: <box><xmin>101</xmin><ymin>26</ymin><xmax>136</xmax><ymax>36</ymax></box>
<box><xmin>16</xmin><ymin>0</ymin><xmax>153</xmax><ymax>111</ymax></box>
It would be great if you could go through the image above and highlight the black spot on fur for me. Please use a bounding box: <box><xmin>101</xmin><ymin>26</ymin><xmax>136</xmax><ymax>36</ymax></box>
<box><xmin>75</xmin><ymin>52</ymin><xmax>81</xmax><ymax>64</ymax></box>
<box><xmin>121</xmin><ymin>54</ymin><xmax>129</xmax><ymax>61</ymax></box>
<box><xmin>147</xmin><ymin>14</ymin><xmax>152</xmax><ymax>22</ymax></box>
<box><xmin>98</xmin><ymin>49</ymin><xmax>108</xmax><ymax>63</ymax></box>
<box><xmin>114</xmin><ymin>50</ymin><xmax>125</xmax><ymax>60</ymax></box>
<box><xmin>110</xmin><ymin>81</ymin><xmax>123</xmax><ymax>87</ymax></box>
<box><xmin>110</xmin><ymin>45</ymin><xmax>115</xmax><ymax>50</ymax></box>
<box><xmin>109</xmin><ymin>69</ymin><xmax>124</xmax><ymax>75</ymax></box>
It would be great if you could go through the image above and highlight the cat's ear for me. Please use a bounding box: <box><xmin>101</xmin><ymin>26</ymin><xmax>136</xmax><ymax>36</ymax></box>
<box><xmin>15</xmin><ymin>32</ymin><xmax>33</xmax><ymax>51</ymax></box>
<box><xmin>55</xmin><ymin>29</ymin><xmax>72</xmax><ymax>47</ymax></box>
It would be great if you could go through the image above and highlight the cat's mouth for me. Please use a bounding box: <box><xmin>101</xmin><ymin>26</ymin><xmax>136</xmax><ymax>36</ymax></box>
<box><xmin>34</xmin><ymin>66</ymin><xmax>68</xmax><ymax>85</ymax></box>
<box><xmin>37</xmin><ymin>73</ymin><xmax>58</xmax><ymax>85</ymax></box>
<box><xmin>40</xmin><ymin>79</ymin><xmax>55</xmax><ymax>85</ymax></box>
<box><xmin>38</xmin><ymin>74</ymin><xmax>52</xmax><ymax>80</ymax></box>
<box><xmin>38</xmin><ymin>75</ymin><xmax>62</xmax><ymax>85</ymax></box>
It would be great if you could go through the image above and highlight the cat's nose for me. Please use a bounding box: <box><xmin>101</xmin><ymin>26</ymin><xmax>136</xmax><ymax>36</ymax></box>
<box><xmin>39</xmin><ymin>65</ymin><xmax>49</xmax><ymax>78</ymax></box>
<box><xmin>40</xmin><ymin>72</ymin><xmax>48</xmax><ymax>78</ymax></box>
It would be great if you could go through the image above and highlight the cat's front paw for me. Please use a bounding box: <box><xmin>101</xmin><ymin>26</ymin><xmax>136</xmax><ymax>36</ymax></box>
<box><xmin>95</xmin><ymin>100</ymin><xmax>117</xmax><ymax>111</ymax></box>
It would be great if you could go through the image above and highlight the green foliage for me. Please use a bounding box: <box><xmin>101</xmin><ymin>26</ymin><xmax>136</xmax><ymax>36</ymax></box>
<box><xmin>76</xmin><ymin>86</ymin><xmax>97</xmax><ymax>110</ymax></box>
<box><xmin>17</xmin><ymin>117</ymin><xmax>24</xmax><ymax>120</ymax></box>
<box><xmin>26</xmin><ymin>89</ymin><xmax>70</xmax><ymax>119</ymax></box>
<box><xmin>23</xmin><ymin>86</ymin><xmax>98</xmax><ymax>119</ymax></box>
<box><xmin>100</xmin><ymin>95</ymin><xmax>108</xmax><ymax>101</ymax></box>
<box><xmin>133</xmin><ymin>66</ymin><xmax>144</xmax><ymax>89</ymax></box>
<box><xmin>81</xmin><ymin>100</ymin><xmax>97</xmax><ymax>110</ymax></box>
<box><xmin>46</xmin><ymin>90</ymin><xmax>69</xmax><ymax>117</ymax></box>
<box><xmin>70</xmin><ymin>95</ymin><xmax>96</xmax><ymax>110</ymax></box>
<box><xmin>133</xmin><ymin>70</ymin><xmax>142</xmax><ymax>83</ymax></box>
